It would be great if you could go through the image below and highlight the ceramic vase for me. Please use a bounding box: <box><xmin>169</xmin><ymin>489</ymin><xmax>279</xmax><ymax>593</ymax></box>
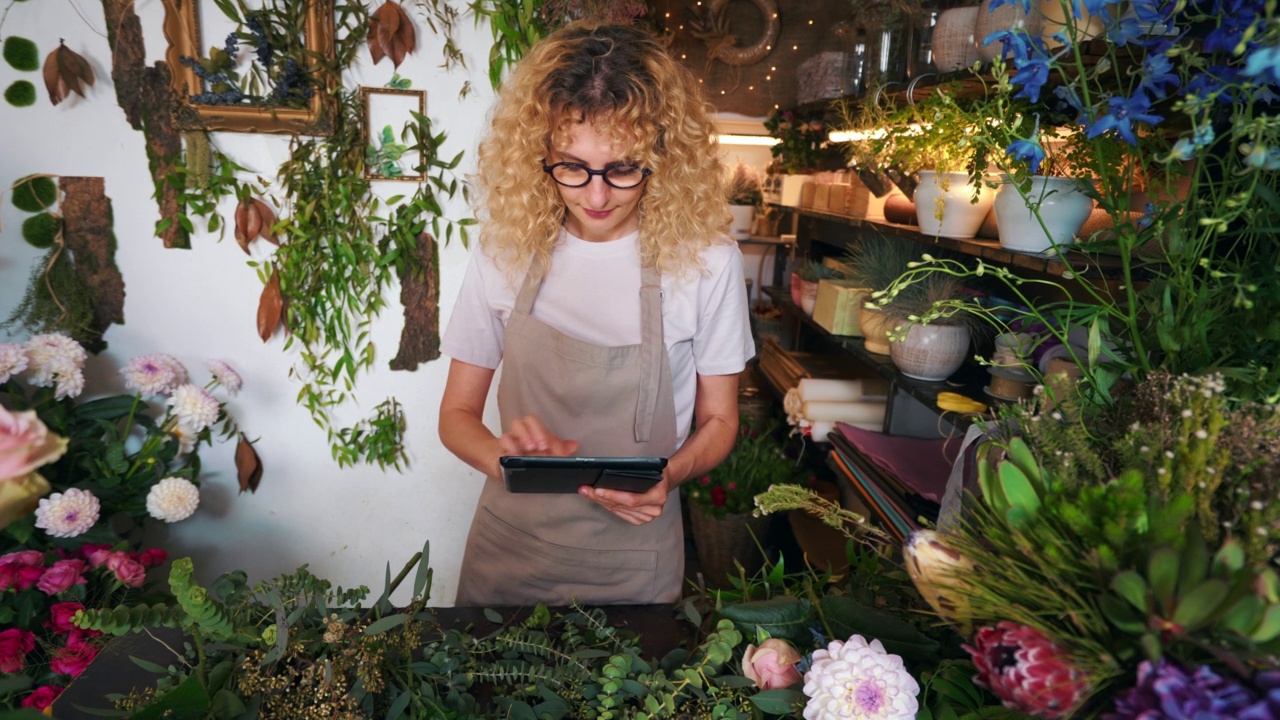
<box><xmin>889</xmin><ymin>323</ymin><xmax>971</xmax><ymax>381</ymax></box>
<box><xmin>993</xmin><ymin>175</ymin><xmax>1094</xmax><ymax>253</ymax></box>
<box><xmin>799</xmin><ymin>280</ymin><xmax>820</xmax><ymax>316</ymax></box>
<box><xmin>688</xmin><ymin>503</ymin><xmax>773</xmax><ymax>587</ymax></box>
<box><xmin>859</xmin><ymin>305</ymin><xmax>897</xmax><ymax>355</ymax></box>
<box><xmin>728</xmin><ymin>204</ymin><xmax>755</xmax><ymax>241</ymax></box>
<box><xmin>914</xmin><ymin>171</ymin><xmax>998</xmax><ymax>239</ymax></box>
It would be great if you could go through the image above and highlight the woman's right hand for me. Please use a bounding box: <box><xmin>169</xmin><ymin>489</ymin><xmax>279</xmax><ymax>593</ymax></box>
<box><xmin>499</xmin><ymin>414</ymin><xmax>580</xmax><ymax>457</ymax></box>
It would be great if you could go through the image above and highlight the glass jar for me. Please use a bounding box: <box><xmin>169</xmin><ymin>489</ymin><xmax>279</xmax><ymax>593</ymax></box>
<box><xmin>861</xmin><ymin>0</ymin><xmax>913</xmax><ymax>88</ymax></box>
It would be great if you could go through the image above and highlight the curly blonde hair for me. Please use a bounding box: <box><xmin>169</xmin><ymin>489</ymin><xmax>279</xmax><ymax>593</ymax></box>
<box><xmin>472</xmin><ymin>20</ymin><xmax>730</xmax><ymax>282</ymax></box>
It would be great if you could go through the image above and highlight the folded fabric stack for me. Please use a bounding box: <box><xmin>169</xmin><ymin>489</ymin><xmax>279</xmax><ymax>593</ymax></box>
<box><xmin>783</xmin><ymin>377</ymin><xmax>889</xmax><ymax>441</ymax></box>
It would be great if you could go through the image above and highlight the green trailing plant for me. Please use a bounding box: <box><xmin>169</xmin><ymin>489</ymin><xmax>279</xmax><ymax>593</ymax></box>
<box><xmin>170</xmin><ymin>1</ymin><xmax>473</xmax><ymax>468</ymax></box>
<box><xmin>469</xmin><ymin>0</ymin><xmax>547</xmax><ymax>89</ymax></box>
<box><xmin>3</xmin><ymin>246</ymin><xmax>97</xmax><ymax>345</ymax></box>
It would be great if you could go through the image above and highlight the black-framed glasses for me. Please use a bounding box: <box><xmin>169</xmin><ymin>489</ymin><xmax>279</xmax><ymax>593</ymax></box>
<box><xmin>542</xmin><ymin>161</ymin><xmax>652</xmax><ymax>189</ymax></box>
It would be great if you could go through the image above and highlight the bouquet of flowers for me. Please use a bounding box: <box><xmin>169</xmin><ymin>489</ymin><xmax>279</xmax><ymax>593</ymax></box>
<box><xmin>683</xmin><ymin>414</ymin><xmax>804</xmax><ymax>519</ymax></box>
<box><xmin>0</xmin><ymin>332</ymin><xmax>246</xmax><ymax>708</ymax></box>
<box><xmin>763</xmin><ymin>109</ymin><xmax>830</xmax><ymax>175</ymax></box>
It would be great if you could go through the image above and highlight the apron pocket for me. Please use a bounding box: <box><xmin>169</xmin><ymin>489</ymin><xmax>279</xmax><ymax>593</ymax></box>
<box><xmin>465</xmin><ymin>507</ymin><xmax>659</xmax><ymax>605</ymax></box>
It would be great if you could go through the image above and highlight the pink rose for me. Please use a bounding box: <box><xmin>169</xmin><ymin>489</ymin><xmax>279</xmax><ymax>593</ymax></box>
<box><xmin>0</xmin><ymin>627</ymin><xmax>36</xmax><ymax>673</ymax></box>
<box><xmin>37</xmin><ymin>559</ymin><xmax>87</xmax><ymax>595</ymax></box>
<box><xmin>106</xmin><ymin>552</ymin><xmax>146</xmax><ymax>587</ymax></box>
<box><xmin>20</xmin><ymin>685</ymin><xmax>64</xmax><ymax>710</ymax></box>
<box><xmin>46</xmin><ymin>601</ymin><xmax>85</xmax><ymax>634</ymax></box>
<box><xmin>80</xmin><ymin>543</ymin><xmax>114</xmax><ymax>568</ymax></box>
<box><xmin>66</xmin><ymin>627</ymin><xmax>102</xmax><ymax>646</ymax></box>
<box><xmin>13</xmin><ymin>563</ymin><xmax>44</xmax><ymax>590</ymax></box>
<box><xmin>0</xmin><ymin>549</ymin><xmax>45</xmax><ymax>591</ymax></box>
<box><xmin>742</xmin><ymin>638</ymin><xmax>802</xmax><ymax>690</ymax></box>
<box><xmin>50</xmin><ymin>640</ymin><xmax>99</xmax><ymax>677</ymax></box>
<box><xmin>0</xmin><ymin>405</ymin><xmax>67</xmax><ymax>481</ymax></box>
<box><xmin>139</xmin><ymin>548</ymin><xmax>168</xmax><ymax>568</ymax></box>
<box><xmin>0</xmin><ymin>549</ymin><xmax>45</xmax><ymax>567</ymax></box>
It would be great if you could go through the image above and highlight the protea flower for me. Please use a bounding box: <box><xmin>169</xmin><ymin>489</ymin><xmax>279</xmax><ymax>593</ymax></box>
<box><xmin>903</xmin><ymin>529</ymin><xmax>973</xmax><ymax>627</ymax></box>
<box><xmin>965</xmin><ymin>621</ymin><xmax>1092</xmax><ymax>719</ymax></box>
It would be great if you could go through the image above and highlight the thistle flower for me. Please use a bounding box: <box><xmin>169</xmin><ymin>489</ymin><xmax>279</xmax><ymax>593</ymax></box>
<box><xmin>802</xmin><ymin>635</ymin><xmax>919</xmax><ymax>720</ymax></box>
<box><xmin>34</xmin><ymin>488</ymin><xmax>100</xmax><ymax>538</ymax></box>
<box><xmin>965</xmin><ymin>622</ymin><xmax>1092</xmax><ymax>719</ymax></box>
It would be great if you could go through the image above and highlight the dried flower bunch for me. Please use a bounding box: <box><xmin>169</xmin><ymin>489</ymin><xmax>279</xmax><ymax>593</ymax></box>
<box><xmin>725</xmin><ymin>159</ymin><xmax>764</xmax><ymax>207</ymax></box>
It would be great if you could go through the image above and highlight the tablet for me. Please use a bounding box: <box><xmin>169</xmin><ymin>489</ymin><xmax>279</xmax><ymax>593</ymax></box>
<box><xmin>500</xmin><ymin>456</ymin><xmax>667</xmax><ymax>494</ymax></box>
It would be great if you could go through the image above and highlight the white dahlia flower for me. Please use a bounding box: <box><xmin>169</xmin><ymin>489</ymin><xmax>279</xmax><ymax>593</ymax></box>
<box><xmin>25</xmin><ymin>333</ymin><xmax>87</xmax><ymax>399</ymax></box>
<box><xmin>146</xmin><ymin>477</ymin><xmax>200</xmax><ymax>522</ymax></box>
<box><xmin>122</xmin><ymin>353</ymin><xmax>188</xmax><ymax>396</ymax></box>
<box><xmin>802</xmin><ymin>635</ymin><xmax>920</xmax><ymax>720</ymax></box>
<box><xmin>34</xmin><ymin>488</ymin><xmax>100</xmax><ymax>538</ymax></box>
<box><xmin>0</xmin><ymin>344</ymin><xmax>29</xmax><ymax>383</ymax></box>
<box><xmin>167</xmin><ymin>384</ymin><xmax>220</xmax><ymax>433</ymax></box>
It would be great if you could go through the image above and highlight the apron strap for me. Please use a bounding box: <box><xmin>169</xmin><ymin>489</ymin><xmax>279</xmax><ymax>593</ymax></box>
<box><xmin>635</xmin><ymin>264</ymin><xmax>664</xmax><ymax>443</ymax></box>
<box><xmin>513</xmin><ymin>256</ymin><xmax>548</xmax><ymax>315</ymax></box>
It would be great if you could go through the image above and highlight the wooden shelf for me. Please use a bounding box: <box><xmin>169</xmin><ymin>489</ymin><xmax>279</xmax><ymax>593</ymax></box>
<box><xmin>760</xmin><ymin>286</ymin><xmax>999</xmax><ymax>432</ymax></box>
<box><xmin>775</xmin><ymin>204</ymin><xmax>1137</xmax><ymax>281</ymax></box>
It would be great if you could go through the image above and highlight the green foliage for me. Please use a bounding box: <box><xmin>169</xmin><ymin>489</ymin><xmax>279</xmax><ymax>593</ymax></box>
<box><xmin>681</xmin><ymin>413</ymin><xmax>804</xmax><ymax>518</ymax></box>
<box><xmin>366</xmin><ymin>124</ymin><xmax>410</xmax><ymax>178</ymax></box>
<box><xmin>793</xmin><ymin>259</ymin><xmax>840</xmax><ymax>284</ymax></box>
<box><xmin>3</xmin><ymin>36</ymin><xmax>39</xmax><ymax>71</ymax></box>
<box><xmin>4</xmin><ymin>79</ymin><xmax>35</xmax><ymax>106</ymax></box>
<box><xmin>21</xmin><ymin>211</ymin><xmax>61</xmax><ymax>248</ymax></box>
<box><xmin>469</xmin><ymin>0</ymin><xmax>547</xmax><ymax>89</ymax></box>
<box><xmin>3</xmin><ymin>247</ymin><xmax>96</xmax><ymax>345</ymax></box>
<box><xmin>74</xmin><ymin>602</ymin><xmax>191</xmax><ymax>634</ymax></box>
<box><xmin>763</xmin><ymin>109</ymin><xmax>827</xmax><ymax>174</ymax></box>
<box><xmin>10</xmin><ymin>174</ymin><xmax>56</xmax><ymax>212</ymax></box>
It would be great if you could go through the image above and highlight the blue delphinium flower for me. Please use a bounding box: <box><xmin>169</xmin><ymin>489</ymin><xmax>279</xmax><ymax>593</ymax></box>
<box><xmin>1139</xmin><ymin>52</ymin><xmax>1180</xmax><ymax>100</ymax></box>
<box><xmin>1204</xmin><ymin>6</ymin><xmax>1262</xmax><ymax>54</ymax></box>
<box><xmin>1006</xmin><ymin>117</ymin><xmax>1047</xmax><ymax>174</ymax></box>
<box><xmin>985</xmin><ymin>0</ymin><xmax>1034</xmax><ymax>13</ymax></box>
<box><xmin>1245</xmin><ymin>45</ymin><xmax>1280</xmax><ymax>84</ymax></box>
<box><xmin>1169</xmin><ymin>124</ymin><xmax>1217</xmax><ymax>160</ymax></box>
<box><xmin>983</xmin><ymin>29</ymin><xmax>1033</xmax><ymax>63</ymax></box>
<box><xmin>1011</xmin><ymin>56</ymin><xmax>1052</xmax><ymax>103</ymax></box>
<box><xmin>1086</xmin><ymin>93</ymin><xmax>1164</xmax><ymax>145</ymax></box>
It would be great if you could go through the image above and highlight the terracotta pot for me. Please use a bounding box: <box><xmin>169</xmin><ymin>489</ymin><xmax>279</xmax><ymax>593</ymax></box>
<box><xmin>993</xmin><ymin>175</ymin><xmax>1094</xmax><ymax>253</ymax></box>
<box><xmin>889</xmin><ymin>323</ymin><xmax>971</xmax><ymax>381</ymax></box>
<box><xmin>914</xmin><ymin>171</ymin><xmax>998</xmax><ymax>239</ymax></box>
<box><xmin>688</xmin><ymin>503</ymin><xmax>773</xmax><ymax>587</ymax></box>
<box><xmin>859</xmin><ymin>305</ymin><xmax>898</xmax><ymax>355</ymax></box>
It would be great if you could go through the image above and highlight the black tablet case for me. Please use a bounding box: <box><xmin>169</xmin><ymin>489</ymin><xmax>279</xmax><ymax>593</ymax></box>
<box><xmin>500</xmin><ymin>456</ymin><xmax>667</xmax><ymax>494</ymax></box>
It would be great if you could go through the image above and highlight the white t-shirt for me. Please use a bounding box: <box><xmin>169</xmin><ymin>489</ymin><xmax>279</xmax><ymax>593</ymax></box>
<box><xmin>441</xmin><ymin>229</ymin><xmax>756</xmax><ymax>448</ymax></box>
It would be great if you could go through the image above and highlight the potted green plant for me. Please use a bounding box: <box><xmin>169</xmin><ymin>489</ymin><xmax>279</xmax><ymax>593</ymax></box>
<box><xmin>841</xmin><ymin>235</ymin><xmax>919</xmax><ymax>354</ymax></box>
<box><xmin>791</xmin><ymin>260</ymin><xmax>842</xmax><ymax>316</ymax></box>
<box><xmin>764</xmin><ymin>109</ymin><xmax>829</xmax><ymax>207</ymax></box>
<box><xmin>725</xmin><ymin>159</ymin><xmax>763</xmax><ymax>241</ymax></box>
<box><xmin>682</xmin><ymin>413</ymin><xmax>802</xmax><ymax>587</ymax></box>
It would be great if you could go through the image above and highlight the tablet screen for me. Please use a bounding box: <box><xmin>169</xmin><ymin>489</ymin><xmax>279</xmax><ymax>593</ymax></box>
<box><xmin>500</xmin><ymin>456</ymin><xmax>667</xmax><ymax>494</ymax></box>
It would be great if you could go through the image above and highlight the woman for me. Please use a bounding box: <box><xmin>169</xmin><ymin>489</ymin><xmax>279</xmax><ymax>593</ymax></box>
<box><xmin>439</xmin><ymin>20</ymin><xmax>754</xmax><ymax>606</ymax></box>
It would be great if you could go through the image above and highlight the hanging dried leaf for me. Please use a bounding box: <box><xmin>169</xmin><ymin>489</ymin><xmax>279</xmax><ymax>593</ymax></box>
<box><xmin>234</xmin><ymin>198</ymin><xmax>253</xmax><ymax>253</ymax></box>
<box><xmin>257</xmin><ymin>271</ymin><xmax>284</xmax><ymax>342</ymax></box>
<box><xmin>368</xmin><ymin>2</ymin><xmax>415</xmax><ymax>69</ymax></box>
<box><xmin>251</xmin><ymin>199</ymin><xmax>278</xmax><ymax>244</ymax></box>
<box><xmin>234</xmin><ymin>433</ymin><xmax>263</xmax><ymax>494</ymax></box>
<box><xmin>43</xmin><ymin>41</ymin><xmax>95</xmax><ymax>106</ymax></box>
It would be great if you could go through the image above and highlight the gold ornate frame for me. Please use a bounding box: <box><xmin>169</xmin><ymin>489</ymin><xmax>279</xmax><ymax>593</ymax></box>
<box><xmin>361</xmin><ymin>86</ymin><xmax>427</xmax><ymax>182</ymax></box>
<box><xmin>160</xmin><ymin>0</ymin><xmax>335</xmax><ymax>135</ymax></box>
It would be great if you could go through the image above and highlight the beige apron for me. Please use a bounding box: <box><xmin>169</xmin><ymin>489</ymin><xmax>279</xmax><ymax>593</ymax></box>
<box><xmin>454</xmin><ymin>261</ymin><xmax>683</xmax><ymax>606</ymax></box>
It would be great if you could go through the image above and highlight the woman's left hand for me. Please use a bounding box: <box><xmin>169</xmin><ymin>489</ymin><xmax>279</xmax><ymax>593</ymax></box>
<box><xmin>579</xmin><ymin>477</ymin><xmax>670</xmax><ymax>526</ymax></box>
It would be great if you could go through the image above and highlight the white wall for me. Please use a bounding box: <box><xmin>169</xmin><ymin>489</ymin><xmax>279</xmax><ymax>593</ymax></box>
<box><xmin>0</xmin><ymin>3</ymin><xmax>784</xmax><ymax>606</ymax></box>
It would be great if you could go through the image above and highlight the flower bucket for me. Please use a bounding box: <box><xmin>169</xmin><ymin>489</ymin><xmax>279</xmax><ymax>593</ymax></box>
<box><xmin>728</xmin><ymin>204</ymin><xmax>755</xmax><ymax>240</ymax></box>
<box><xmin>688</xmin><ymin>503</ymin><xmax>773</xmax><ymax>587</ymax></box>
<box><xmin>914</xmin><ymin>171</ymin><xmax>997</xmax><ymax>239</ymax></box>
<box><xmin>993</xmin><ymin>175</ymin><xmax>1094</xmax><ymax>254</ymax></box>
<box><xmin>859</xmin><ymin>305</ymin><xmax>897</xmax><ymax>355</ymax></box>
<box><xmin>889</xmin><ymin>323</ymin><xmax>972</xmax><ymax>381</ymax></box>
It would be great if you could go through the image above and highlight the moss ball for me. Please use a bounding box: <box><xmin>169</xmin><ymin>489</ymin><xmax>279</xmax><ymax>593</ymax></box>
<box><xmin>22</xmin><ymin>213</ymin><xmax>62</xmax><ymax>249</ymax></box>
<box><xmin>2</xmin><ymin>37</ymin><xmax>39</xmax><ymax>71</ymax></box>
<box><xmin>5</xmin><ymin>80</ymin><xmax>35</xmax><ymax>107</ymax></box>
<box><xmin>12</xmin><ymin>175</ymin><xmax>57</xmax><ymax>212</ymax></box>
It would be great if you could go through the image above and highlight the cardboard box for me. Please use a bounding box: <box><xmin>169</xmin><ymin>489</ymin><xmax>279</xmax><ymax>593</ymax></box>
<box><xmin>799</xmin><ymin>181</ymin><xmax>817</xmax><ymax>208</ymax></box>
<box><xmin>779</xmin><ymin>174</ymin><xmax>810</xmax><ymax>207</ymax></box>
<box><xmin>812</xmin><ymin>183</ymin><xmax>832</xmax><ymax>211</ymax></box>
<box><xmin>812</xmin><ymin>280</ymin><xmax>869</xmax><ymax>337</ymax></box>
<box><xmin>827</xmin><ymin>183</ymin><xmax>850</xmax><ymax>214</ymax></box>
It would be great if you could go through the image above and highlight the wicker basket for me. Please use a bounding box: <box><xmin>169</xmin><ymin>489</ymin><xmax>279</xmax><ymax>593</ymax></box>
<box><xmin>688</xmin><ymin>503</ymin><xmax>774</xmax><ymax>587</ymax></box>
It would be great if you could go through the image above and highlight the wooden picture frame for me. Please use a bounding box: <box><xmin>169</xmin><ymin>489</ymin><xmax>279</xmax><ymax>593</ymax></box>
<box><xmin>160</xmin><ymin>0</ymin><xmax>335</xmax><ymax>135</ymax></box>
<box><xmin>361</xmin><ymin>87</ymin><xmax>427</xmax><ymax>182</ymax></box>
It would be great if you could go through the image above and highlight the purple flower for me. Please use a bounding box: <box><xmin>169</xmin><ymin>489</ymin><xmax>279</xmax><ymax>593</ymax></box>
<box><xmin>1105</xmin><ymin>659</ymin><xmax>1279</xmax><ymax>720</ymax></box>
<box><xmin>1086</xmin><ymin>94</ymin><xmax>1163</xmax><ymax>145</ymax></box>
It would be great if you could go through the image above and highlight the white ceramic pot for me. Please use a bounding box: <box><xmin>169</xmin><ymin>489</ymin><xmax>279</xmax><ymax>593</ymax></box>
<box><xmin>728</xmin><ymin>204</ymin><xmax>755</xmax><ymax>240</ymax></box>
<box><xmin>914</xmin><ymin>171</ymin><xmax>997</xmax><ymax>239</ymax></box>
<box><xmin>799</xmin><ymin>280</ymin><xmax>820</xmax><ymax>316</ymax></box>
<box><xmin>889</xmin><ymin>323</ymin><xmax>972</xmax><ymax>382</ymax></box>
<box><xmin>933</xmin><ymin>6</ymin><xmax>980</xmax><ymax>72</ymax></box>
<box><xmin>973</xmin><ymin>0</ymin><xmax>1044</xmax><ymax>63</ymax></box>
<box><xmin>993</xmin><ymin>175</ymin><xmax>1094</xmax><ymax>253</ymax></box>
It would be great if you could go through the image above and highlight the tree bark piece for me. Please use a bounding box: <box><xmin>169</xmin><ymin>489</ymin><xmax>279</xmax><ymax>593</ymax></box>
<box><xmin>101</xmin><ymin>0</ymin><xmax>188</xmax><ymax>249</ymax></box>
<box><xmin>59</xmin><ymin>177</ymin><xmax>125</xmax><ymax>353</ymax></box>
<box><xmin>390</xmin><ymin>233</ymin><xmax>440</xmax><ymax>371</ymax></box>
